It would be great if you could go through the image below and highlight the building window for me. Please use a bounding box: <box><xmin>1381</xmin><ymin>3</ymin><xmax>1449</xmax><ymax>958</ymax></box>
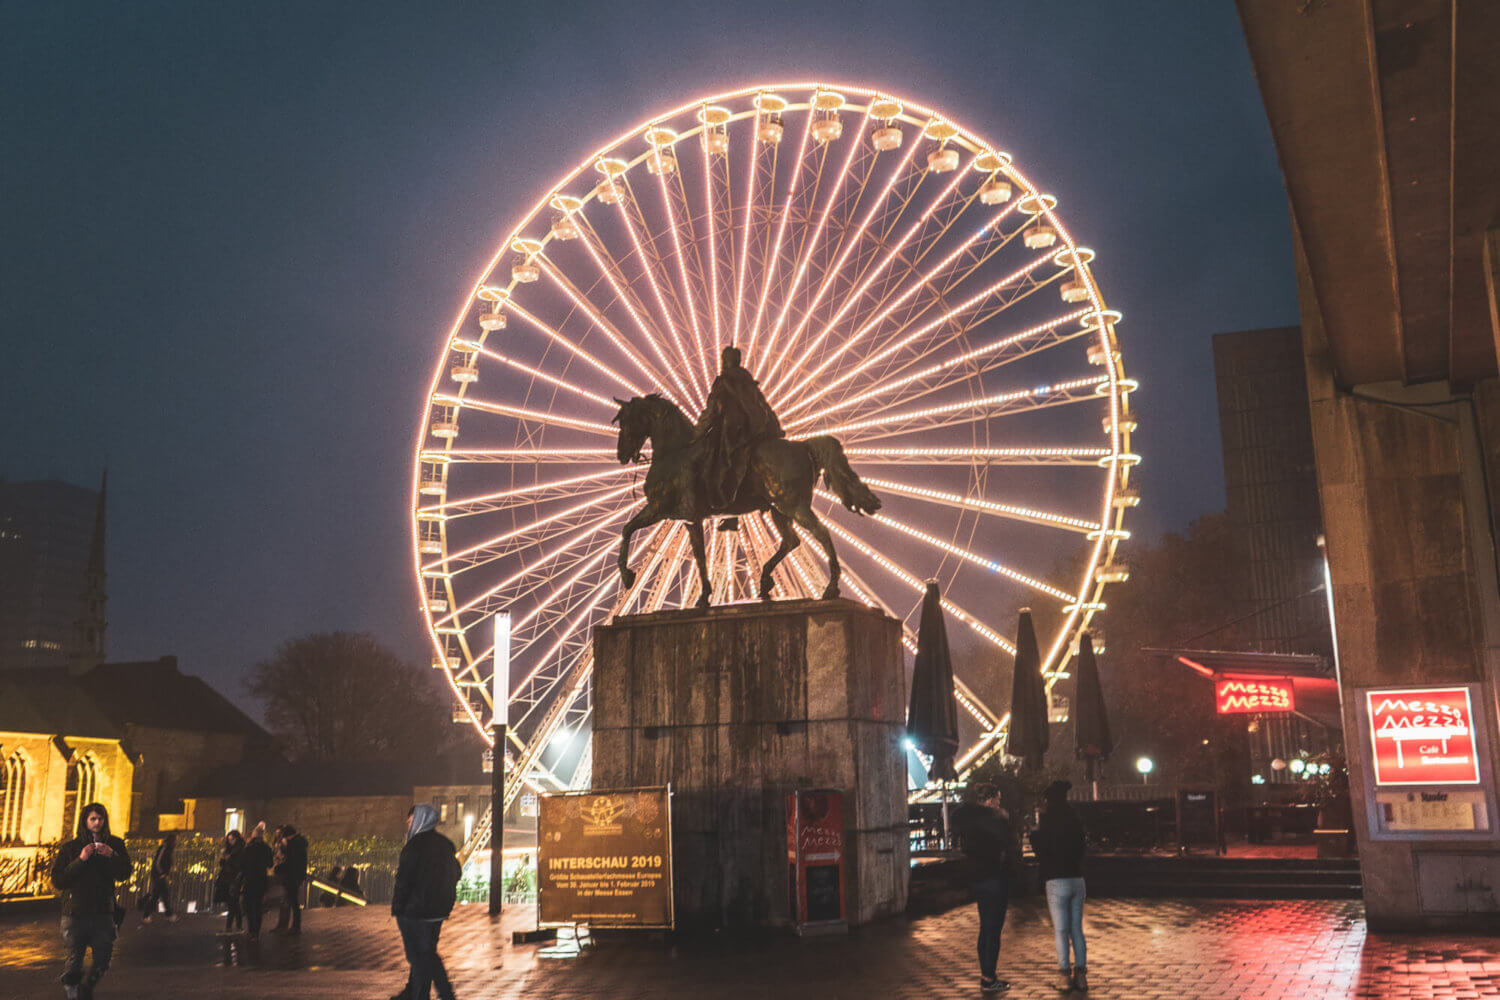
<box><xmin>225</xmin><ymin>808</ymin><xmax>243</xmax><ymax>835</ymax></box>
<box><xmin>1</xmin><ymin>751</ymin><xmax>28</xmax><ymax>843</ymax></box>
<box><xmin>435</xmin><ymin>797</ymin><xmax>448</xmax><ymax>823</ymax></box>
<box><xmin>63</xmin><ymin>753</ymin><xmax>99</xmax><ymax>838</ymax></box>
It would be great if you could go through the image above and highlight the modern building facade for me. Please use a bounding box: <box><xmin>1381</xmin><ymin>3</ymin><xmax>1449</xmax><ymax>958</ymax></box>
<box><xmin>0</xmin><ymin>477</ymin><xmax>105</xmax><ymax>671</ymax></box>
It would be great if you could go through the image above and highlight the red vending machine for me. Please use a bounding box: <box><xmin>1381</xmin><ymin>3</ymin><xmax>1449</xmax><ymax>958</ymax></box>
<box><xmin>786</xmin><ymin>789</ymin><xmax>846</xmax><ymax>933</ymax></box>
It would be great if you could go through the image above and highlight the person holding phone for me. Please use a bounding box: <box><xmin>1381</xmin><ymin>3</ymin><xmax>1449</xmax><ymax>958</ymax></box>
<box><xmin>51</xmin><ymin>803</ymin><xmax>132</xmax><ymax>1000</ymax></box>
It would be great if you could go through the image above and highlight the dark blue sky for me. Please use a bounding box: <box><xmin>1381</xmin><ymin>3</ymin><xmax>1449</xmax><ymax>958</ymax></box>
<box><xmin>1</xmin><ymin>1</ymin><xmax>1297</xmax><ymax>699</ymax></box>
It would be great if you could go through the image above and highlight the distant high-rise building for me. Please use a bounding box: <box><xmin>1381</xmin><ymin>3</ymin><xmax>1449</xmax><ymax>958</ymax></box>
<box><xmin>0</xmin><ymin>475</ymin><xmax>106</xmax><ymax>670</ymax></box>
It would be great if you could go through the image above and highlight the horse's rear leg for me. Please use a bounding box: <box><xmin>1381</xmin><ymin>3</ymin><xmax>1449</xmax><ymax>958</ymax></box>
<box><xmin>687</xmin><ymin>520</ymin><xmax>712</xmax><ymax>608</ymax></box>
<box><xmin>788</xmin><ymin>504</ymin><xmax>840</xmax><ymax>600</ymax></box>
<box><xmin>758</xmin><ymin>508</ymin><xmax>801</xmax><ymax>600</ymax></box>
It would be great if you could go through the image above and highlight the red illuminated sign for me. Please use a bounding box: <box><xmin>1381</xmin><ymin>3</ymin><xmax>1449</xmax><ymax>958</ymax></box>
<box><xmin>1215</xmin><ymin>676</ymin><xmax>1295</xmax><ymax>714</ymax></box>
<box><xmin>1367</xmin><ymin>687</ymin><xmax>1480</xmax><ymax>786</ymax></box>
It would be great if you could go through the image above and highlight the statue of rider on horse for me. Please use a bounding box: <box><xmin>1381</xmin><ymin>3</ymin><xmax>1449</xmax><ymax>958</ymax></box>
<box><xmin>613</xmin><ymin>346</ymin><xmax>880</xmax><ymax>608</ymax></box>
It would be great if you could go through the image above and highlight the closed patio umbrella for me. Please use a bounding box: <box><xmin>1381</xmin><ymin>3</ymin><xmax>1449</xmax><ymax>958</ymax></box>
<box><xmin>1006</xmin><ymin>608</ymin><xmax>1049</xmax><ymax>770</ymax></box>
<box><xmin>907</xmin><ymin>581</ymin><xmax>960</xmax><ymax>782</ymax></box>
<box><xmin>1072</xmin><ymin>632</ymin><xmax>1113</xmax><ymax>799</ymax></box>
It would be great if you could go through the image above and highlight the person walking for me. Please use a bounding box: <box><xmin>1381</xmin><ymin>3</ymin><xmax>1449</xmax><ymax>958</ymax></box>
<box><xmin>50</xmin><ymin>802</ymin><xmax>132</xmax><ymax>1000</ymax></box>
<box><xmin>273</xmin><ymin>824</ymin><xmax>309</xmax><ymax>934</ymax></box>
<box><xmin>141</xmin><ymin>832</ymin><xmax>177</xmax><ymax>923</ymax></box>
<box><xmin>241</xmin><ymin>823</ymin><xmax>274</xmax><ymax>941</ymax></box>
<box><xmin>1030</xmin><ymin>780</ymin><xmax>1090</xmax><ymax>993</ymax></box>
<box><xmin>338</xmin><ymin>864</ymin><xmax>362</xmax><ymax>906</ymax></box>
<box><xmin>214</xmin><ymin>830</ymin><xmax>246</xmax><ymax>933</ymax></box>
<box><xmin>391</xmin><ymin>804</ymin><xmax>461</xmax><ymax>1000</ymax></box>
<box><xmin>953</xmin><ymin>782</ymin><xmax>1014</xmax><ymax>994</ymax></box>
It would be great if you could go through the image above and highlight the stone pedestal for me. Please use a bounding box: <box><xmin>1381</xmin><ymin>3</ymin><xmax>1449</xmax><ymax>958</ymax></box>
<box><xmin>592</xmin><ymin>598</ymin><xmax>909</xmax><ymax>929</ymax></box>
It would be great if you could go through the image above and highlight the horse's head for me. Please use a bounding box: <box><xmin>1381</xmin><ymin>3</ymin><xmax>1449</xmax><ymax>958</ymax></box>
<box><xmin>612</xmin><ymin>396</ymin><xmax>649</xmax><ymax>464</ymax></box>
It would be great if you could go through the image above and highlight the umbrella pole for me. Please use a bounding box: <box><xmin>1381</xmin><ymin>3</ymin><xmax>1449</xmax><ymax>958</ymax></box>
<box><xmin>940</xmin><ymin>781</ymin><xmax>950</xmax><ymax>851</ymax></box>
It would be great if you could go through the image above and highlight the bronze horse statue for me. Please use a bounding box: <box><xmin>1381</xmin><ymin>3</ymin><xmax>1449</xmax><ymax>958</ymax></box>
<box><xmin>612</xmin><ymin>394</ymin><xmax>881</xmax><ymax>607</ymax></box>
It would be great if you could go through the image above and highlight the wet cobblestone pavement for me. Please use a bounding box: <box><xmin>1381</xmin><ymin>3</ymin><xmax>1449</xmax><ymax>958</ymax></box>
<box><xmin>2</xmin><ymin>897</ymin><xmax>1498</xmax><ymax>999</ymax></box>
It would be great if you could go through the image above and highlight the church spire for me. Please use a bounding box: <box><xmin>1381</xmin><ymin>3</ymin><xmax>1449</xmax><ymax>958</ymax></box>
<box><xmin>70</xmin><ymin>468</ymin><xmax>107</xmax><ymax>673</ymax></box>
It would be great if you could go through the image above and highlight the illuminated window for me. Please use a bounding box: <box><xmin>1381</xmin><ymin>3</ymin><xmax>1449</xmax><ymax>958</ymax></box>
<box><xmin>225</xmin><ymin>808</ymin><xmax>244</xmax><ymax>835</ymax></box>
<box><xmin>1</xmin><ymin>751</ymin><xmax>28</xmax><ymax>843</ymax></box>
<box><xmin>64</xmin><ymin>753</ymin><xmax>100</xmax><ymax>838</ymax></box>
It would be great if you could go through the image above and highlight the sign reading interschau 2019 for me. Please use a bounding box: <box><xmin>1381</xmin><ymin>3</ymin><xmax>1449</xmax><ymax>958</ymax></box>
<box><xmin>538</xmin><ymin>787</ymin><xmax>673</xmax><ymax>928</ymax></box>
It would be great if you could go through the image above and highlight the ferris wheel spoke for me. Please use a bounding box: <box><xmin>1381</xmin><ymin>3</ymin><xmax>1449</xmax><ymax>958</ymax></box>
<box><xmin>746</xmin><ymin>107</ymin><xmax>816</xmax><ymax>360</ymax></box>
<box><xmin>426</xmin><ymin>447</ymin><xmax>620</xmax><ymax>464</ymax></box>
<box><xmin>757</xmin><ymin>105</ymin><xmax>872</xmax><ymax>373</ymax></box>
<box><xmin>819</xmin><ymin>373</ymin><xmax>1109</xmax><ymax>442</ymax></box>
<box><xmin>421</xmin><ymin>466</ymin><xmax>633</xmax><ymax>518</ymax></box>
<box><xmin>698</xmin><ymin>115</ymin><xmax>724</xmax><ymax>360</ymax></box>
<box><xmin>504</xmin><ymin>300</ymin><xmax>646</xmax><ymax>397</ymax></box>
<box><xmin>533</xmin><ymin>255</ymin><xmax>687</xmax><ymax>405</ymax></box>
<box><xmin>840</xmin><ymin>445</ymin><xmax>1113</xmax><ymax>467</ymax></box>
<box><xmin>788</xmin><ymin>308</ymin><xmax>1093</xmax><ymax>428</ymax></box>
<box><xmin>436</xmin><ymin>392</ymin><xmax>618</xmax><ymax>437</ymax></box>
<box><xmin>730</xmin><ymin>105</ymin><xmax>768</xmax><ymax>350</ymax></box>
<box><xmin>818</xmin><ymin>491</ymin><xmax>1072</xmax><ymax>604</ymax></box>
<box><xmin>653</xmin><ymin>160</ymin><xmax>712</xmax><ymax>392</ymax></box>
<box><xmin>461</xmin><ymin>340</ymin><xmax>620</xmax><ymax>409</ymax></box>
<box><xmin>425</xmin><ymin>483</ymin><xmax>636</xmax><ymax>571</ymax></box>
<box><xmin>860</xmin><ymin>477</ymin><xmax>1101</xmax><ymax>534</ymax></box>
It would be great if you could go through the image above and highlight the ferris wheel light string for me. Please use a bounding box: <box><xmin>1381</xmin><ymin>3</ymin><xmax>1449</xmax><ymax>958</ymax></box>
<box><xmin>786</xmin><ymin>308</ymin><xmax>1091</xmax><ymax>427</ymax></box>
<box><xmin>420</xmin><ymin>466</ymin><xmax>632</xmax><ymax>515</ymax></box>
<box><xmin>532</xmin><ymin>255</ymin><xmax>687</xmax><ymax>405</ymax></box>
<box><xmin>466</xmin><ymin>341</ymin><xmax>620</xmax><ymax>408</ymax></box>
<box><xmin>819</xmin><ymin>373</ymin><xmax>1108</xmax><ymax>437</ymax></box>
<box><xmin>429</xmin><ymin>447</ymin><xmax>620</xmax><ymax>464</ymax></box>
<box><xmin>503</xmin><ymin>299</ymin><xmax>646</xmax><ymax>397</ymax></box>
<box><xmin>756</xmin><ymin>103</ymin><xmax>874</xmax><ymax>372</ymax></box>
<box><xmin>422</xmin><ymin>482</ymin><xmax>636</xmax><ymax>572</ymax></box>
<box><xmin>435</xmin><ymin>393</ymin><xmax>618</xmax><ymax>437</ymax></box>
<box><xmin>766</xmin><ymin>146</ymin><xmax>979</xmax><ymax>400</ymax></box>
<box><xmin>730</xmin><ymin>102</ymin><xmax>764</xmax><ymax>349</ymax></box>
<box><xmin>745</xmin><ymin>103</ymin><xmax>817</xmax><ymax>362</ymax></box>
<box><xmin>781</xmin><ymin>247</ymin><xmax>1060</xmax><ymax>416</ymax></box>
<box><xmin>760</xmin><ymin>133</ymin><xmax>933</xmax><ymax>394</ymax></box>
<box><xmin>432</xmin><ymin>504</ymin><xmax>635</xmax><ymax>627</ymax></box>
<box><xmin>651</xmin><ymin>149</ymin><xmax>711</xmax><ymax>391</ymax></box>
<box><xmin>859</xmin><ymin>477</ymin><xmax>1101</xmax><ymax>533</ymax></box>
<box><xmin>815</xmin><ymin>488</ymin><xmax>1073</xmax><ymax>603</ymax></box>
<box><xmin>699</xmin><ymin>111</ymin><xmax>722</xmax><ymax>359</ymax></box>
<box><xmin>611</xmin><ymin>176</ymin><xmax>707</xmax><ymax>407</ymax></box>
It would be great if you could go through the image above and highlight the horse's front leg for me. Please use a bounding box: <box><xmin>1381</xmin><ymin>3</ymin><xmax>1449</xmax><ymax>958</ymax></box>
<box><xmin>687</xmin><ymin>520</ymin><xmax>712</xmax><ymax>608</ymax></box>
<box><xmin>617</xmin><ymin>505</ymin><xmax>661</xmax><ymax>589</ymax></box>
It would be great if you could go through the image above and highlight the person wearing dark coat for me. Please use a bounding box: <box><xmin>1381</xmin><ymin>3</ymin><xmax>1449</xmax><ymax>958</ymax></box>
<box><xmin>391</xmin><ymin>804</ymin><xmax>461</xmax><ymax>1000</ymax></box>
<box><xmin>1030</xmin><ymin>781</ymin><xmax>1090</xmax><ymax>993</ymax></box>
<box><xmin>240</xmin><ymin>823</ymin><xmax>275</xmax><ymax>940</ymax></box>
<box><xmin>214</xmin><ymin>831</ymin><xmax>246</xmax><ymax>932</ymax></box>
<box><xmin>952</xmin><ymin>783</ymin><xmax>1014</xmax><ymax>994</ymax></box>
<box><xmin>142</xmin><ymin>832</ymin><xmax>176</xmax><ymax>923</ymax></box>
<box><xmin>338</xmin><ymin>864</ymin><xmax>363</xmax><ymax>905</ymax></box>
<box><xmin>50</xmin><ymin>802</ymin><xmax>132</xmax><ymax>1000</ymax></box>
<box><xmin>320</xmin><ymin>866</ymin><xmax>343</xmax><ymax>907</ymax></box>
<box><xmin>273</xmin><ymin>824</ymin><xmax>309</xmax><ymax>934</ymax></box>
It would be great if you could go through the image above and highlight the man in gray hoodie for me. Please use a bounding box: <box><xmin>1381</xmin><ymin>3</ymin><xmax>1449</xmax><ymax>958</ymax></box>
<box><xmin>391</xmin><ymin>803</ymin><xmax>461</xmax><ymax>1000</ymax></box>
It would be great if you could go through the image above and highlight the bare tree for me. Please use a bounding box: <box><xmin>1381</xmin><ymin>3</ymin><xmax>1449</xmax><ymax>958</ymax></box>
<box><xmin>245</xmin><ymin>632</ymin><xmax>452</xmax><ymax>762</ymax></box>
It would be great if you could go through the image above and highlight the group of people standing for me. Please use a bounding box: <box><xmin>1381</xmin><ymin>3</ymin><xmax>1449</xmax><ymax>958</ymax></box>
<box><xmin>955</xmin><ymin>779</ymin><xmax>1091</xmax><ymax>994</ymax></box>
<box><xmin>212</xmin><ymin>822</ymin><xmax>309</xmax><ymax>938</ymax></box>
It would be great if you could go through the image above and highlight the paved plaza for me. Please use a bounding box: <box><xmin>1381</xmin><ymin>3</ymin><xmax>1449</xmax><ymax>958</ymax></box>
<box><xmin>3</xmin><ymin>897</ymin><xmax>1498</xmax><ymax>999</ymax></box>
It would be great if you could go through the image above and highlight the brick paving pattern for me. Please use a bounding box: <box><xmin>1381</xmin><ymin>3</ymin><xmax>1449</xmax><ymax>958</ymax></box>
<box><xmin>2</xmin><ymin>897</ymin><xmax>1497</xmax><ymax>999</ymax></box>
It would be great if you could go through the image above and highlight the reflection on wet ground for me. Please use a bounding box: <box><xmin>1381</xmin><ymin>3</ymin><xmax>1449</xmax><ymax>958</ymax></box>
<box><xmin>1</xmin><ymin>897</ymin><xmax>1497</xmax><ymax>998</ymax></box>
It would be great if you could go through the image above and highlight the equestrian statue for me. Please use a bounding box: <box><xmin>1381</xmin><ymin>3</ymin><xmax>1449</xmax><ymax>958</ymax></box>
<box><xmin>613</xmin><ymin>345</ymin><xmax>881</xmax><ymax>608</ymax></box>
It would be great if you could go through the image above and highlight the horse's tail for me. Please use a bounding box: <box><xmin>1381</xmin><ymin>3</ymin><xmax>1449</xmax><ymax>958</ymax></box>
<box><xmin>806</xmin><ymin>436</ymin><xmax>881</xmax><ymax>515</ymax></box>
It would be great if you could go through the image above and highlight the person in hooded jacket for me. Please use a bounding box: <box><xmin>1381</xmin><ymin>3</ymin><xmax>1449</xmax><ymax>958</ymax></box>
<box><xmin>1030</xmin><ymin>780</ymin><xmax>1090</xmax><ymax>993</ymax></box>
<box><xmin>141</xmin><ymin>832</ymin><xmax>176</xmax><ymax>923</ymax></box>
<box><xmin>952</xmin><ymin>783</ymin><xmax>1014</xmax><ymax>994</ymax></box>
<box><xmin>391</xmin><ymin>803</ymin><xmax>461</xmax><ymax>1000</ymax></box>
<box><xmin>240</xmin><ymin>822</ymin><xmax>275</xmax><ymax>941</ymax></box>
<box><xmin>50</xmin><ymin>802</ymin><xmax>132</xmax><ymax>1000</ymax></box>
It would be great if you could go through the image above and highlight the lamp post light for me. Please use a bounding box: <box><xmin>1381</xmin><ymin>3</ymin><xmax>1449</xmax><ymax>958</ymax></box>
<box><xmin>490</xmin><ymin>611</ymin><xmax>510</xmax><ymax>917</ymax></box>
<box><xmin>1136</xmin><ymin>756</ymin><xmax>1154</xmax><ymax>785</ymax></box>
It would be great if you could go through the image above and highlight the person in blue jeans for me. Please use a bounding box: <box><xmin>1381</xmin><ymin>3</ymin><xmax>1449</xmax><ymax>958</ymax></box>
<box><xmin>391</xmin><ymin>804</ymin><xmax>461</xmax><ymax>1000</ymax></box>
<box><xmin>1030</xmin><ymin>780</ymin><xmax>1089</xmax><ymax>992</ymax></box>
<box><xmin>954</xmin><ymin>782</ymin><xmax>1014</xmax><ymax>993</ymax></box>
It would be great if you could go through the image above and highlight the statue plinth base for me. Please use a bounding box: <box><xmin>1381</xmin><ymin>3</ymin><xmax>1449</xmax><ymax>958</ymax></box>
<box><xmin>592</xmin><ymin>598</ymin><xmax>910</xmax><ymax>929</ymax></box>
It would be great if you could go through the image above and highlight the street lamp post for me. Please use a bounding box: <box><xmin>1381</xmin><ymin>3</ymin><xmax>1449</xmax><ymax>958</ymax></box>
<box><xmin>490</xmin><ymin>612</ymin><xmax>510</xmax><ymax>918</ymax></box>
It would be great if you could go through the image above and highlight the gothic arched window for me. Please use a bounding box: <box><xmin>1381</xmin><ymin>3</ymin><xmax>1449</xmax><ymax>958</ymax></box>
<box><xmin>0</xmin><ymin>752</ymin><xmax>28</xmax><ymax>843</ymax></box>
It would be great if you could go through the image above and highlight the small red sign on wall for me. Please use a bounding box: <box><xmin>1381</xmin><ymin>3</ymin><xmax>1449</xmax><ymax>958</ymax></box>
<box><xmin>1215</xmin><ymin>676</ymin><xmax>1295</xmax><ymax>714</ymax></box>
<box><xmin>1367</xmin><ymin>687</ymin><xmax>1481</xmax><ymax>786</ymax></box>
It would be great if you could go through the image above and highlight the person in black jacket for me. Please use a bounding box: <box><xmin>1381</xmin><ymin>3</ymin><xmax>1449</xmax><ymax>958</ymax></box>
<box><xmin>214</xmin><ymin>830</ymin><xmax>246</xmax><ymax>933</ymax></box>
<box><xmin>1030</xmin><ymin>780</ymin><xmax>1089</xmax><ymax>993</ymax></box>
<box><xmin>141</xmin><ymin>832</ymin><xmax>176</xmax><ymax>923</ymax></box>
<box><xmin>273</xmin><ymin>824</ymin><xmax>309</xmax><ymax>934</ymax></box>
<box><xmin>50</xmin><ymin>802</ymin><xmax>132</xmax><ymax>1000</ymax></box>
<box><xmin>240</xmin><ymin>823</ymin><xmax>275</xmax><ymax>941</ymax></box>
<box><xmin>952</xmin><ymin>783</ymin><xmax>1013</xmax><ymax>994</ymax></box>
<box><xmin>391</xmin><ymin>803</ymin><xmax>461</xmax><ymax>1000</ymax></box>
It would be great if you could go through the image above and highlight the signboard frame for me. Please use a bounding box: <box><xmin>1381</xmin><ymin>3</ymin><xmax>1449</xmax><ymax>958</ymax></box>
<box><xmin>1353</xmin><ymin>683</ymin><xmax>1498</xmax><ymax>842</ymax></box>
<box><xmin>536</xmin><ymin>785</ymin><xmax>675</xmax><ymax>930</ymax></box>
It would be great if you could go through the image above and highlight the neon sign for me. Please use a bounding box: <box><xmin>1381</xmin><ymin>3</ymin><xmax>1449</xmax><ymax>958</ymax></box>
<box><xmin>1367</xmin><ymin>687</ymin><xmax>1480</xmax><ymax>786</ymax></box>
<box><xmin>1215</xmin><ymin>676</ymin><xmax>1295</xmax><ymax>714</ymax></box>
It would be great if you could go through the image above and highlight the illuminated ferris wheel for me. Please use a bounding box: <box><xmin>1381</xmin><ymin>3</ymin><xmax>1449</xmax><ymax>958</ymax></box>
<box><xmin>412</xmin><ymin>82</ymin><xmax>1137</xmax><ymax>816</ymax></box>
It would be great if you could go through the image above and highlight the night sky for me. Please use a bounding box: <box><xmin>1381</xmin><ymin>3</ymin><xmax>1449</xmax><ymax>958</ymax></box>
<box><xmin>1</xmin><ymin>1</ymin><xmax>1298</xmax><ymax>706</ymax></box>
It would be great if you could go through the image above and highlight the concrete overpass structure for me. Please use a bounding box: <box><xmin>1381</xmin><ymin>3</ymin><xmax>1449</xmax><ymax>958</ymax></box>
<box><xmin>1237</xmin><ymin>1</ymin><xmax>1500</xmax><ymax>928</ymax></box>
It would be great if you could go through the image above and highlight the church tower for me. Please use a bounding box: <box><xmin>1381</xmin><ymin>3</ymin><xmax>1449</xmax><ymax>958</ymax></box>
<box><xmin>70</xmin><ymin>469</ymin><xmax>107</xmax><ymax>672</ymax></box>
